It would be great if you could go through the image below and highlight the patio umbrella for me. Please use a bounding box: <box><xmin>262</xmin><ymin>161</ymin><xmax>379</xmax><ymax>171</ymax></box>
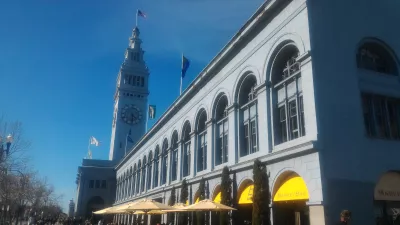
<box><xmin>125</xmin><ymin>199</ymin><xmax>175</xmax><ymax>212</ymax></box>
<box><xmin>125</xmin><ymin>199</ymin><xmax>175</xmax><ymax>225</ymax></box>
<box><xmin>162</xmin><ymin>203</ymin><xmax>188</xmax><ymax>225</ymax></box>
<box><xmin>133</xmin><ymin>210</ymin><xmax>166</xmax><ymax>215</ymax></box>
<box><xmin>93</xmin><ymin>207</ymin><xmax>112</xmax><ymax>215</ymax></box>
<box><xmin>184</xmin><ymin>199</ymin><xmax>236</xmax><ymax>211</ymax></box>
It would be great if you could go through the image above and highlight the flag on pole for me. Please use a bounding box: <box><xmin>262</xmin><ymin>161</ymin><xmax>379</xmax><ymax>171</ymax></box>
<box><xmin>138</xmin><ymin>10</ymin><xmax>147</xmax><ymax>18</ymax></box>
<box><xmin>149</xmin><ymin>105</ymin><xmax>156</xmax><ymax>119</ymax></box>
<box><xmin>88</xmin><ymin>149</ymin><xmax>92</xmax><ymax>159</ymax></box>
<box><xmin>126</xmin><ymin>129</ymin><xmax>134</xmax><ymax>143</ymax></box>
<box><xmin>181</xmin><ymin>55</ymin><xmax>190</xmax><ymax>78</ymax></box>
<box><xmin>90</xmin><ymin>136</ymin><xmax>100</xmax><ymax>146</ymax></box>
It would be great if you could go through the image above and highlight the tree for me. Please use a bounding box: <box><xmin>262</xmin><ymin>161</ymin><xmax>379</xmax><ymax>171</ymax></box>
<box><xmin>0</xmin><ymin>118</ymin><xmax>63</xmax><ymax>224</ymax></box>
<box><xmin>168</xmin><ymin>186</ymin><xmax>176</xmax><ymax>224</ymax></box>
<box><xmin>196</xmin><ymin>178</ymin><xmax>206</xmax><ymax>225</ymax></box>
<box><xmin>179</xmin><ymin>179</ymin><xmax>189</xmax><ymax>225</ymax></box>
<box><xmin>252</xmin><ymin>159</ymin><xmax>271</xmax><ymax>225</ymax></box>
<box><xmin>220</xmin><ymin>166</ymin><xmax>232</xmax><ymax>225</ymax></box>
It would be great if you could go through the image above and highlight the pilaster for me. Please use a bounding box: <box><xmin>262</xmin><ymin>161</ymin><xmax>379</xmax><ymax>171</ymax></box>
<box><xmin>255</xmin><ymin>82</ymin><xmax>269</xmax><ymax>154</ymax></box>
<box><xmin>206</xmin><ymin>119</ymin><xmax>214</xmax><ymax>172</ymax></box>
<box><xmin>227</xmin><ymin>103</ymin><xmax>238</xmax><ymax>165</ymax></box>
<box><xmin>189</xmin><ymin>131</ymin><xmax>196</xmax><ymax>178</ymax></box>
<box><xmin>166</xmin><ymin>147</ymin><xmax>171</xmax><ymax>185</ymax></box>
<box><xmin>177</xmin><ymin>141</ymin><xmax>183</xmax><ymax>181</ymax></box>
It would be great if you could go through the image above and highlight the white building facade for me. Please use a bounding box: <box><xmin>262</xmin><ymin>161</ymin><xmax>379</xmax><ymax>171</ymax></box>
<box><xmin>91</xmin><ymin>0</ymin><xmax>400</xmax><ymax>224</ymax></box>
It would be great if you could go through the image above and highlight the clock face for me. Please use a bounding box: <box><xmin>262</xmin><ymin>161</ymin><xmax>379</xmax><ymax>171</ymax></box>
<box><xmin>121</xmin><ymin>104</ymin><xmax>143</xmax><ymax>125</ymax></box>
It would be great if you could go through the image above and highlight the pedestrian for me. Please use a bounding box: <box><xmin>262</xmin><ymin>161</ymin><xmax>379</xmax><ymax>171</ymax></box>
<box><xmin>337</xmin><ymin>209</ymin><xmax>351</xmax><ymax>225</ymax></box>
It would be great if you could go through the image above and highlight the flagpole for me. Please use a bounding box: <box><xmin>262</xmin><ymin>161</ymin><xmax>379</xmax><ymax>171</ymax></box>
<box><xmin>180</xmin><ymin>53</ymin><xmax>183</xmax><ymax>95</ymax></box>
<box><xmin>87</xmin><ymin>137</ymin><xmax>91</xmax><ymax>159</ymax></box>
<box><xmin>145</xmin><ymin>104</ymin><xmax>149</xmax><ymax>133</ymax></box>
<box><xmin>125</xmin><ymin>133</ymin><xmax>128</xmax><ymax>156</ymax></box>
<box><xmin>136</xmin><ymin>9</ymin><xmax>138</xmax><ymax>27</ymax></box>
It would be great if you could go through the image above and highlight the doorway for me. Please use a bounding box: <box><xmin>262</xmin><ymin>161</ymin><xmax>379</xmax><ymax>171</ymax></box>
<box><xmin>273</xmin><ymin>201</ymin><xmax>309</xmax><ymax>225</ymax></box>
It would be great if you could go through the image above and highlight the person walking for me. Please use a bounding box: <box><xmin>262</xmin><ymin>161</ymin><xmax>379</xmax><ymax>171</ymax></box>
<box><xmin>336</xmin><ymin>210</ymin><xmax>352</xmax><ymax>225</ymax></box>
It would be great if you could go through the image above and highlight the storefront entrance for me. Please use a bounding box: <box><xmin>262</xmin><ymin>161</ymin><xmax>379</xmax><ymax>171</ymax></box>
<box><xmin>273</xmin><ymin>172</ymin><xmax>310</xmax><ymax>225</ymax></box>
<box><xmin>374</xmin><ymin>171</ymin><xmax>400</xmax><ymax>224</ymax></box>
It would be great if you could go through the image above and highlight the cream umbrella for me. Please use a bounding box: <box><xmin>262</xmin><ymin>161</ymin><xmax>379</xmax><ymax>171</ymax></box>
<box><xmin>93</xmin><ymin>207</ymin><xmax>112</xmax><ymax>215</ymax></box>
<box><xmin>133</xmin><ymin>210</ymin><xmax>166</xmax><ymax>215</ymax></box>
<box><xmin>125</xmin><ymin>199</ymin><xmax>175</xmax><ymax>225</ymax></box>
<box><xmin>162</xmin><ymin>203</ymin><xmax>188</xmax><ymax>225</ymax></box>
<box><xmin>184</xmin><ymin>199</ymin><xmax>236</xmax><ymax>211</ymax></box>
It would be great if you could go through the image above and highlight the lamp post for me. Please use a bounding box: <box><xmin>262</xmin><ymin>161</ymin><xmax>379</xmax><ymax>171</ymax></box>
<box><xmin>0</xmin><ymin>134</ymin><xmax>13</xmax><ymax>162</ymax></box>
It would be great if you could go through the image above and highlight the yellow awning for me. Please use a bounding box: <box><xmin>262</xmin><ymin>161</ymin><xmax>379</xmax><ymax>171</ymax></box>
<box><xmin>273</xmin><ymin>176</ymin><xmax>309</xmax><ymax>202</ymax></box>
<box><xmin>195</xmin><ymin>197</ymin><xmax>199</xmax><ymax>203</ymax></box>
<box><xmin>239</xmin><ymin>184</ymin><xmax>254</xmax><ymax>204</ymax></box>
<box><xmin>213</xmin><ymin>192</ymin><xmax>221</xmax><ymax>203</ymax></box>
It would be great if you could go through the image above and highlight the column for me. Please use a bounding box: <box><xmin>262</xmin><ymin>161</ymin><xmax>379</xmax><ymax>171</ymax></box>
<box><xmin>166</xmin><ymin>148</ymin><xmax>171</xmax><ymax>185</ymax></box>
<box><xmin>189</xmin><ymin>131</ymin><xmax>196</xmax><ymax>178</ymax></box>
<box><xmin>254</xmin><ymin>82</ymin><xmax>268</xmax><ymax>153</ymax></box>
<box><xmin>143</xmin><ymin>163</ymin><xmax>147</xmax><ymax>192</ymax></box>
<box><xmin>205</xmin><ymin>119</ymin><xmax>214</xmax><ymax>172</ymax></box>
<box><xmin>177</xmin><ymin>141</ymin><xmax>182</xmax><ymax>181</ymax></box>
<box><xmin>227</xmin><ymin>103</ymin><xmax>238</xmax><ymax>165</ymax></box>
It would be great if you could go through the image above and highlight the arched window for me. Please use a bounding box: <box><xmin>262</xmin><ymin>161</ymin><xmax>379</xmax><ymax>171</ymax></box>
<box><xmin>147</xmin><ymin>152</ymin><xmax>153</xmax><ymax>190</ymax></box>
<box><xmin>238</xmin><ymin>74</ymin><xmax>258</xmax><ymax>157</ymax></box>
<box><xmin>153</xmin><ymin>146</ymin><xmax>160</xmax><ymax>188</ymax></box>
<box><xmin>214</xmin><ymin>95</ymin><xmax>229</xmax><ymax>165</ymax></box>
<box><xmin>271</xmin><ymin>44</ymin><xmax>305</xmax><ymax>144</ymax></box>
<box><xmin>357</xmin><ymin>40</ymin><xmax>398</xmax><ymax>75</ymax></box>
<box><xmin>132</xmin><ymin>164</ymin><xmax>137</xmax><ymax>196</ymax></box>
<box><xmin>136</xmin><ymin>160</ymin><xmax>141</xmax><ymax>193</ymax></box>
<box><xmin>171</xmin><ymin>131</ymin><xmax>179</xmax><ymax>181</ymax></box>
<box><xmin>141</xmin><ymin>157</ymin><xmax>147</xmax><ymax>192</ymax></box>
<box><xmin>196</xmin><ymin>110</ymin><xmax>208</xmax><ymax>172</ymax></box>
<box><xmin>182</xmin><ymin>121</ymin><xmax>191</xmax><ymax>177</ymax></box>
<box><xmin>161</xmin><ymin>139</ymin><xmax>169</xmax><ymax>185</ymax></box>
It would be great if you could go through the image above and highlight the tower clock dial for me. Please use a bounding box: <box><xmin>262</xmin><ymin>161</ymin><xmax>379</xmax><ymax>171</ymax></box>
<box><xmin>121</xmin><ymin>104</ymin><xmax>143</xmax><ymax>125</ymax></box>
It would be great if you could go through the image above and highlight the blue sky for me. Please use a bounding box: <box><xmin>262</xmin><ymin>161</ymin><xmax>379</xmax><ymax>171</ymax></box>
<box><xmin>0</xmin><ymin>0</ymin><xmax>264</xmax><ymax>212</ymax></box>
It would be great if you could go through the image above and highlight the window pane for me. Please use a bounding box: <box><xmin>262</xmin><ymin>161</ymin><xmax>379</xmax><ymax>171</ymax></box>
<box><xmin>251</xmin><ymin>120</ymin><xmax>257</xmax><ymax>153</ymax></box>
<box><xmin>89</xmin><ymin>180</ymin><xmax>94</xmax><ymax>188</ymax></box>
<box><xmin>223</xmin><ymin>134</ymin><xmax>228</xmax><ymax>163</ymax></box>
<box><xmin>287</xmin><ymin>81</ymin><xmax>296</xmax><ymax>97</ymax></box>
<box><xmin>101</xmin><ymin>180</ymin><xmax>107</xmax><ymax>189</ymax></box>
<box><xmin>277</xmin><ymin>87</ymin><xmax>286</xmax><ymax>103</ymax></box>
<box><xmin>362</xmin><ymin>94</ymin><xmax>375</xmax><ymax>136</ymax></box>
<box><xmin>387</xmin><ymin>100</ymin><xmax>400</xmax><ymax>139</ymax></box>
<box><xmin>289</xmin><ymin>100</ymin><xmax>299</xmax><ymax>139</ymax></box>
<box><xmin>279</xmin><ymin>106</ymin><xmax>287</xmax><ymax>143</ymax></box>
<box><xmin>250</xmin><ymin>104</ymin><xmax>257</xmax><ymax>118</ymax></box>
<box><xmin>95</xmin><ymin>180</ymin><xmax>100</xmax><ymax>188</ymax></box>
<box><xmin>243</xmin><ymin>123</ymin><xmax>249</xmax><ymax>156</ymax></box>
<box><xmin>373</xmin><ymin>97</ymin><xmax>390</xmax><ymax>138</ymax></box>
<box><xmin>243</xmin><ymin>108</ymin><xmax>249</xmax><ymax>121</ymax></box>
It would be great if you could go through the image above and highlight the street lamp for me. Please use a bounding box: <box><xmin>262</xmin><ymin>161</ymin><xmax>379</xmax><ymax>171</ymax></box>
<box><xmin>0</xmin><ymin>134</ymin><xmax>13</xmax><ymax>161</ymax></box>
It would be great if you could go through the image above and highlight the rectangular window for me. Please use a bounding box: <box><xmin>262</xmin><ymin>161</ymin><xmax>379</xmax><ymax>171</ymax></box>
<box><xmin>362</xmin><ymin>94</ymin><xmax>400</xmax><ymax>140</ymax></box>
<box><xmin>279</xmin><ymin>106</ymin><xmax>287</xmax><ymax>143</ymax></box>
<box><xmin>250</xmin><ymin>120</ymin><xmax>257</xmax><ymax>153</ymax></box>
<box><xmin>95</xmin><ymin>180</ymin><xmax>100</xmax><ymax>189</ymax></box>
<box><xmin>136</xmin><ymin>76</ymin><xmax>141</xmax><ymax>86</ymax></box>
<box><xmin>153</xmin><ymin>161</ymin><xmax>159</xmax><ymax>187</ymax></box>
<box><xmin>299</xmin><ymin>96</ymin><xmax>306</xmax><ymax>136</ymax></box>
<box><xmin>141</xmin><ymin>77</ymin><xmax>144</xmax><ymax>87</ymax></box>
<box><xmin>289</xmin><ymin>100</ymin><xmax>299</xmax><ymax>139</ymax></box>
<box><xmin>101</xmin><ymin>180</ymin><xmax>107</xmax><ymax>189</ymax></box>
<box><xmin>128</xmin><ymin>76</ymin><xmax>132</xmax><ymax>85</ymax></box>
<box><xmin>89</xmin><ymin>180</ymin><xmax>94</xmax><ymax>188</ymax></box>
<box><xmin>184</xmin><ymin>142</ymin><xmax>190</xmax><ymax>177</ymax></box>
<box><xmin>243</xmin><ymin>123</ymin><xmax>249</xmax><ymax>156</ymax></box>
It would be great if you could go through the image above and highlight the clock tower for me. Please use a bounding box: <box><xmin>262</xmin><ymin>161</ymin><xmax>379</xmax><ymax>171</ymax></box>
<box><xmin>109</xmin><ymin>27</ymin><xmax>149</xmax><ymax>162</ymax></box>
